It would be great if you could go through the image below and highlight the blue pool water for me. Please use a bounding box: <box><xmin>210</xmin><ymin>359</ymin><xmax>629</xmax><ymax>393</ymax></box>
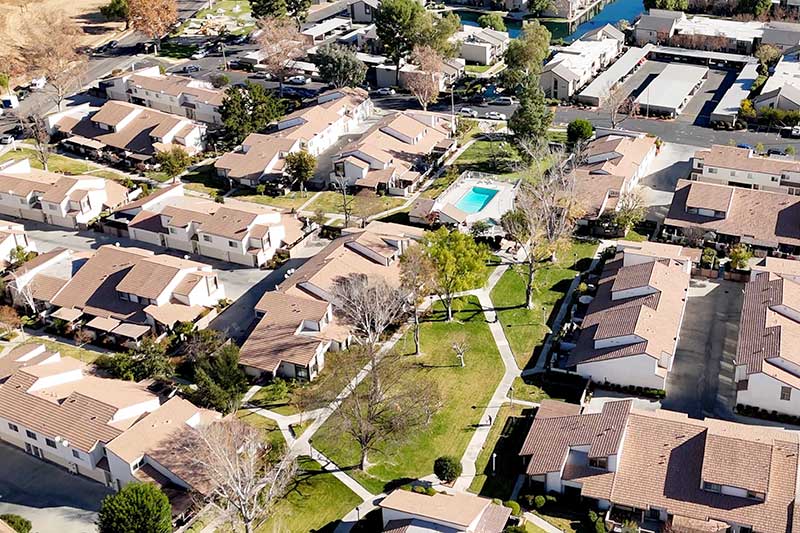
<box><xmin>456</xmin><ymin>186</ymin><xmax>499</xmax><ymax>213</ymax></box>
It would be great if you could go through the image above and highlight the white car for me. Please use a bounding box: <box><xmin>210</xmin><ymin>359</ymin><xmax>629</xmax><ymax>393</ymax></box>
<box><xmin>0</xmin><ymin>134</ymin><xmax>14</xmax><ymax>145</ymax></box>
<box><xmin>190</xmin><ymin>49</ymin><xmax>209</xmax><ymax>60</ymax></box>
<box><xmin>287</xmin><ymin>75</ymin><xmax>310</xmax><ymax>85</ymax></box>
<box><xmin>376</xmin><ymin>87</ymin><xmax>396</xmax><ymax>96</ymax></box>
<box><xmin>460</xmin><ymin>107</ymin><xmax>478</xmax><ymax>118</ymax></box>
<box><xmin>494</xmin><ymin>96</ymin><xmax>516</xmax><ymax>106</ymax></box>
<box><xmin>485</xmin><ymin>111</ymin><xmax>507</xmax><ymax>120</ymax></box>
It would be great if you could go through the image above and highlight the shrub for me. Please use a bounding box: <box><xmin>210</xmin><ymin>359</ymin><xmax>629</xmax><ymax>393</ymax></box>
<box><xmin>433</xmin><ymin>456</ymin><xmax>462</xmax><ymax>483</ymax></box>
<box><xmin>0</xmin><ymin>515</ymin><xmax>31</xmax><ymax>533</ymax></box>
<box><xmin>577</xmin><ymin>282</ymin><xmax>589</xmax><ymax>294</ymax></box>
<box><xmin>567</xmin><ymin>118</ymin><xmax>593</xmax><ymax>144</ymax></box>
<box><xmin>98</xmin><ymin>483</ymin><xmax>171</xmax><ymax>533</ymax></box>
<box><xmin>504</xmin><ymin>500</ymin><xmax>521</xmax><ymax>516</ymax></box>
<box><xmin>503</xmin><ymin>527</ymin><xmax>527</xmax><ymax>533</ymax></box>
<box><xmin>534</xmin><ymin>495</ymin><xmax>546</xmax><ymax>509</ymax></box>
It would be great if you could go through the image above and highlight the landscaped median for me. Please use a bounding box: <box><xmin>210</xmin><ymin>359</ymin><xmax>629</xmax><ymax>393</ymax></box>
<box><xmin>311</xmin><ymin>295</ymin><xmax>505</xmax><ymax>495</ymax></box>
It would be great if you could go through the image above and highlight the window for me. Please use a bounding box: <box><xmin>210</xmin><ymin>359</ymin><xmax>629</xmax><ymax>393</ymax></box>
<box><xmin>364</xmin><ymin>3</ymin><xmax>371</xmax><ymax>13</ymax></box>
<box><xmin>168</xmin><ymin>227</ymin><xmax>175</xmax><ymax>234</ymax></box>
<box><xmin>203</xmin><ymin>235</ymin><xmax>212</xmax><ymax>242</ymax></box>
<box><xmin>772</xmin><ymin>176</ymin><xmax>779</xmax><ymax>182</ymax></box>
<box><xmin>781</xmin><ymin>386</ymin><xmax>792</xmax><ymax>401</ymax></box>
<box><xmin>746</xmin><ymin>490</ymin><xmax>765</xmax><ymax>501</ymax></box>
<box><xmin>730</xmin><ymin>170</ymin><xmax>736</xmax><ymax>177</ymax></box>
<box><xmin>26</xmin><ymin>430</ymin><xmax>37</xmax><ymax>440</ymax></box>
<box><xmin>119</xmin><ymin>292</ymin><xmax>129</xmax><ymax>301</ymax></box>
<box><xmin>7</xmin><ymin>423</ymin><xmax>18</xmax><ymax>432</ymax></box>
<box><xmin>228</xmin><ymin>240</ymin><xmax>237</xmax><ymax>248</ymax></box>
<box><xmin>703</xmin><ymin>481</ymin><xmax>721</xmax><ymax>493</ymax></box>
<box><xmin>72</xmin><ymin>449</ymin><xmax>81</xmax><ymax>459</ymax></box>
<box><xmin>45</xmin><ymin>438</ymin><xmax>57</xmax><ymax>448</ymax></box>
<box><xmin>708</xmin><ymin>167</ymin><xmax>717</xmax><ymax>174</ymax></box>
<box><xmin>132</xmin><ymin>457</ymin><xmax>144</xmax><ymax>470</ymax></box>
<box><xmin>589</xmin><ymin>456</ymin><xmax>608</xmax><ymax>469</ymax></box>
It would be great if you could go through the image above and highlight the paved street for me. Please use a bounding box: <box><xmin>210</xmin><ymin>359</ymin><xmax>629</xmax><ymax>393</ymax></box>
<box><xmin>0</xmin><ymin>442</ymin><xmax>111</xmax><ymax>533</ymax></box>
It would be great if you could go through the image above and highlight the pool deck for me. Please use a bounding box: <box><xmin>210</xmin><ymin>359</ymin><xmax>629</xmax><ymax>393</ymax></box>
<box><xmin>434</xmin><ymin>175</ymin><xmax>517</xmax><ymax>226</ymax></box>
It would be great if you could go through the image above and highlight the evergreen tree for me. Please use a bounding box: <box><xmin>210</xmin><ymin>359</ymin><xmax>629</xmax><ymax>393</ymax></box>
<box><xmin>100</xmin><ymin>0</ymin><xmax>130</xmax><ymax>28</ymax></box>
<box><xmin>220</xmin><ymin>82</ymin><xmax>285</xmax><ymax>146</ymax></box>
<box><xmin>375</xmin><ymin>0</ymin><xmax>427</xmax><ymax>84</ymax></box>
<box><xmin>250</xmin><ymin>0</ymin><xmax>287</xmax><ymax>19</ymax></box>
<box><xmin>315</xmin><ymin>44</ymin><xmax>368</xmax><ymax>88</ymax></box>
<box><xmin>193</xmin><ymin>344</ymin><xmax>248</xmax><ymax>414</ymax></box>
<box><xmin>508</xmin><ymin>83</ymin><xmax>553</xmax><ymax>144</ymax></box>
<box><xmin>97</xmin><ymin>483</ymin><xmax>171</xmax><ymax>533</ymax></box>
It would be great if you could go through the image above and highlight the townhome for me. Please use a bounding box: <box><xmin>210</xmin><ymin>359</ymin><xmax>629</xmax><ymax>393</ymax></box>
<box><xmin>691</xmin><ymin>144</ymin><xmax>800</xmax><ymax>194</ymax></box>
<box><xmin>215</xmin><ymin>88</ymin><xmax>372</xmax><ymax>188</ymax></box>
<box><xmin>99</xmin><ymin>66</ymin><xmax>225</xmax><ymax>125</ymax></box>
<box><xmin>563</xmin><ymin>241</ymin><xmax>691</xmax><ymax>390</ymax></box>
<box><xmin>663</xmin><ymin>179</ymin><xmax>800</xmax><ymax>256</ymax></box>
<box><xmin>453</xmin><ymin>26</ymin><xmax>510</xmax><ymax>66</ymax></box>
<box><xmin>0</xmin><ymin>344</ymin><xmax>219</xmax><ymax>512</ymax></box>
<box><xmin>9</xmin><ymin>245</ymin><xmax>225</xmax><ymax>345</ymax></box>
<box><xmin>240</xmin><ymin>221</ymin><xmax>424</xmax><ymax>380</ymax></box>
<box><xmin>519</xmin><ymin>398</ymin><xmax>800</xmax><ymax>533</ymax></box>
<box><xmin>108</xmin><ymin>183</ymin><xmax>303</xmax><ymax>267</ymax></box>
<box><xmin>374</xmin><ymin>58</ymin><xmax>466</xmax><ymax>91</ymax></box>
<box><xmin>0</xmin><ymin>158</ymin><xmax>132</xmax><ymax>229</ymax></box>
<box><xmin>378</xmin><ymin>490</ymin><xmax>511</xmax><ymax>533</ymax></box>
<box><xmin>0</xmin><ymin>222</ymin><xmax>36</xmax><ymax>267</ymax></box>
<box><xmin>333</xmin><ymin>111</ymin><xmax>455</xmax><ymax>196</ymax></box>
<box><xmin>540</xmin><ymin>28</ymin><xmax>624</xmax><ymax>101</ymax></box>
<box><xmin>52</xmin><ymin>101</ymin><xmax>206</xmax><ymax>167</ymax></box>
<box><xmin>754</xmin><ymin>48</ymin><xmax>800</xmax><ymax>112</ymax></box>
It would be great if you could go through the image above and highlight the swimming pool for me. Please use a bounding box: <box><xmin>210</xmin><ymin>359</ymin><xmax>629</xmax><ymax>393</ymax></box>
<box><xmin>456</xmin><ymin>186</ymin><xmax>499</xmax><ymax>214</ymax></box>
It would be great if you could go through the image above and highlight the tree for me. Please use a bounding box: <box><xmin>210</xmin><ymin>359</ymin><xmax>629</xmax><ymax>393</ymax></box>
<box><xmin>8</xmin><ymin>246</ymin><xmax>34</xmax><ymax>269</ymax></box>
<box><xmin>100</xmin><ymin>0</ymin><xmax>130</xmax><ymax>29</ymax></box>
<box><xmin>182</xmin><ymin>328</ymin><xmax>225</xmax><ymax>363</ymax></box>
<box><xmin>755</xmin><ymin>44</ymin><xmax>781</xmax><ymax>68</ymax></box>
<box><xmin>422</xmin><ymin>228</ymin><xmax>490</xmax><ymax>321</ymax></box>
<box><xmin>193</xmin><ymin>343</ymin><xmax>249</xmax><ymax>414</ymax></box>
<box><xmin>728</xmin><ymin>243</ymin><xmax>752</xmax><ymax>270</ymax></box>
<box><xmin>375</xmin><ymin>0</ymin><xmax>427</xmax><ymax>84</ymax></box>
<box><xmin>210</xmin><ymin>73</ymin><xmax>230</xmax><ymax>88</ymax></box>
<box><xmin>434</xmin><ymin>456</ymin><xmax>462</xmax><ymax>483</ymax></box>
<box><xmin>602</xmin><ymin>87</ymin><xmax>639</xmax><ymax>129</ymax></box>
<box><xmin>477</xmin><ymin>13</ymin><xmax>506</xmax><ymax>31</ymax></box>
<box><xmin>613</xmin><ymin>188</ymin><xmax>646</xmax><ymax>233</ymax></box>
<box><xmin>527</xmin><ymin>0</ymin><xmax>552</xmax><ymax>15</ymax></box>
<box><xmin>316</xmin><ymin>348</ymin><xmax>440</xmax><ymax>470</ymax></box>
<box><xmin>0</xmin><ymin>306</ymin><xmax>20</xmax><ymax>339</ymax></box>
<box><xmin>286</xmin><ymin>0</ymin><xmax>312</xmax><ymax>26</ymax></box>
<box><xmin>97</xmin><ymin>483</ymin><xmax>171</xmax><ymax>533</ymax></box>
<box><xmin>331</xmin><ymin>175</ymin><xmax>354</xmax><ymax>227</ymax></box>
<box><xmin>330</xmin><ymin>273</ymin><xmax>407</xmax><ymax>355</ymax></box>
<box><xmin>643</xmin><ymin>0</ymin><xmax>687</xmax><ymax>9</ymax></box>
<box><xmin>740</xmin><ymin>98</ymin><xmax>756</xmax><ymax>120</ymax></box>
<box><xmin>284</xmin><ymin>150</ymin><xmax>316</xmax><ymax>194</ymax></box>
<box><xmin>419</xmin><ymin>11</ymin><xmax>461</xmax><ymax>58</ymax></box>
<box><xmin>503</xmin><ymin>21</ymin><xmax>551</xmax><ymax>88</ymax></box>
<box><xmin>400</xmin><ymin>245</ymin><xmax>435</xmax><ymax>355</ymax></box>
<box><xmin>509</xmin><ymin>84</ymin><xmax>553</xmax><ymax>145</ymax></box>
<box><xmin>256</xmin><ymin>17</ymin><xmax>306</xmax><ymax>97</ymax></box>
<box><xmin>20</xmin><ymin>114</ymin><xmax>51</xmax><ymax>171</ymax></box>
<box><xmin>315</xmin><ymin>44</ymin><xmax>367</xmax><ymax>89</ymax></box>
<box><xmin>128</xmin><ymin>337</ymin><xmax>173</xmax><ymax>381</ymax></box>
<box><xmin>176</xmin><ymin>418</ymin><xmax>296</xmax><ymax>533</ymax></box>
<box><xmin>567</xmin><ymin>119</ymin><xmax>593</xmax><ymax>145</ymax></box>
<box><xmin>156</xmin><ymin>146</ymin><xmax>191</xmax><ymax>182</ymax></box>
<box><xmin>0</xmin><ymin>515</ymin><xmax>31</xmax><ymax>533</ymax></box>
<box><xmin>406</xmin><ymin>45</ymin><xmax>442</xmax><ymax>111</ymax></box>
<box><xmin>220</xmin><ymin>82</ymin><xmax>285</xmax><ymax>146</ymax></box>
<box><xmin>128</xmin><ymin>0</ymin><xmax>177</xmax><ymax>53</ymax></box>
<box><xmin>251</xmin><ymin>0</ymin><xmax>287</xmax><ymax>19</ymax></box>
<box><xmin>788</xmin><ymin>145</ymin><xmax>797</xmax><ymax>156</ymax></box>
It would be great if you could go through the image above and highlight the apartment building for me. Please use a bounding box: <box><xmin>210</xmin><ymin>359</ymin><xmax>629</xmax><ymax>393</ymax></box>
<box><xmin>453</xmin><ymin>26</ymin><xmax>510</xmax><ymax>66</ymax></box>
<box><xmin>663</xmin><ymin>179</ymin><xmax>800</xmax><ymax>255</ymax></box>
<box><xmin>691</xmin><ymin>144</ymin><xmax>800</xmax><ymax>194</ymax></box>
<box><xmin>540</xmin><ymin>28</ymin><xmax>624</xmax><ymax>101</ymax></box>
<box><xmin>0</xmin><ymin>344</ymin><xmax>219</xmax><ymax>502</ymax></box>
<box><xmin>754</xmin><ymin>49</ymin><xmax>800</xmax><ymax>112</ymax></box>
<box><xmin>100</xmin><ymin>66</ymin><xmax>225</xmax><ymax>125</ymax></box>
<box><xmin>379</xmin><ymin>490</ymin><xmax>511</xmax><ymax>533</ymax></box>
<box><xmin>108</xmin><ymin>183</ymin><xmax>303</xmax><ymax>267</ymax></box>
<box><xmin>215</xmin><ymin>88</ymin><xmax>372</xmax><ymax>187</ymax></box>
<box><xmin>332</xmin><ymin>111</ymin><xmax>455</xmax><ymax>196</ymax></box>
<box><xmin>0</xmin><ymin>222</ymin><xmax>36</xmax><ymax>267</ymax></box>
<box><xmin>52</xmin><ymin>101</ymin><xmax>206</xmax><ymax>166</ymax></box>
<box><xmin>519</xmin><ymin>398</ymin><xmax>800</xmax><ymax>533</ymax></box>
<box><xmin>563</xmin><ymin>241</ymin><xmax>691</xmax><ymax>390</ymax></box>
<box><xmin>240</xmin><ymin>221</ymin><xmax>424</xmax><ymax>380</ymax></box>
<box><xmin>0</xmin><ymin>158</ymin><xmax>132</xmax><ymax>229</ymax></box>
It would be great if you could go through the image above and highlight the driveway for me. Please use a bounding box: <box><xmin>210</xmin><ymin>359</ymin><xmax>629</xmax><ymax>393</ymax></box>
<box><xmin>639</xmin><ymin>141</ymin><xmax>700</xmax><ymax>222</ymax></box>
<box><xmin>0</xmin><ymin>442</ymin><xmax>111</xmax><ymax>533</ymax></box>
<box><xmin>677</xmin><ymin>68</ymin><xmax>737</xmax><ymax>127</ymax></box>
<box><xmin>661</xmin><ymin>278</ymin><xmax>742</xmax><ymax>420</ymax></box>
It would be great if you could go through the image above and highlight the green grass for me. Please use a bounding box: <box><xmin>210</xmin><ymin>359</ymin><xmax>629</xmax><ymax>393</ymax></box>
<box><xmin>468</xmin><ymin>404</ymin><xmax>530</xmax><ymax>498</ymax></box>
<box><xmin>526</xmin><ymin>522</ymin><xmax>549</xmax><ymax>533</ymax></box>
<box><xmin>313</xmin><ymin>296</ymin><xmax>505</xmax><ymax>494</ymax></box>
<box><xmin>183</xmin><ymin>164</ymin><xmax>228</xmax><ymax>197</ymax></box>
<box><xmin>490</xmin><ymin>241</ymin><xmax>598</xmax><ymax>369</ymax></box>
<box><xmin>249</xmin><ymin>382</ymin><xmax>301</xmax><ymax>416</ymax></box>
<box><xmin>511</xmin><ymin>376</ymin><xmax>552</xmax><ymax>403</ymax></box>
<box><xmin>0</xmin><ymin>148</ymin><xmax>126</xmax><ymax>182</ymax></box>
<box><xmin>623</xmin><ymin>229</ymin><xmax>648</xmax><ymax>242</ymax></box>
<box><xmin>306</xmin><ymin>191</ymin><xmax>406</xmax><ymax>218</ymax></box>
<box><xmin>182</xmin><ymin>0</ymin><xmax>256</xmax><ymax>37</ymax></box>
<box><xmin>186</xmin><ymin>508</ymin><xmax>219</xmax><ymax>533</ymax></box>
<box><xmin>28</xmin><ymin>338</ymin><xmax>110</xmax><ymax>364</ymax></box>
<box><xmin>158</xmin><ymin>41</ymin><xmax>199</xmax><ymax>59</ymax></box>
<box><xmin>547</xmin><ymin>129</ymin><xmax>568</xmax><ymax>144</ymax></box>
<box><xmin>232</xmin><ymin>190</ymin><xmax>309</xmax><ymax>210</ymax></box>
<box><xmin>512</xmin><ymin>372</ymin><xmax>586</xmax><ymax>404</ymax></box>
<box><xmin>236</xmin><ymin>409</ymin><xmax>285</xmax><ymax>450</ymax></box>
<box><xmin>454</xmin><ymin>139</ymin><xmax>522</xmax><ymax>180</ymax></box>
<box><xmin>146</xmin><ymin>171</ymin><xmax>172</xmax><ymax>183</ymax></box>
<box><xmin>466</xmin><ymin>64</ymin><xmax>492</xmax><ymax>74</ymax></box>
<box><xmin>257</xmin><ymin>457</ymin><xmax>361</xmax><ymax>533</ymax></box>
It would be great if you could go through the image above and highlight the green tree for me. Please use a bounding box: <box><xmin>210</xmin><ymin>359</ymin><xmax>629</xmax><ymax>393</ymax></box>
<box><xmin>98</xmin><ymin>483</ymin><xmax>171</xmax><ymax>533</ymax></box>
<box><xmin>503</xmin><ymin>21</ymin><xmax>551</xmax><ymax>88</ymax></box>
<box><xmin>434</xmin><ymin>455</ymin><xmax>462</xmax><ymax>483</ymax></box>
<box><xmin>567</xmin><ymin>118</ymin><xmax>593</xmax><ymax>145</ymax></box>
<box><xmin>527</xmin><ymin>0</ymin><xmax>552</xmax><ymax>15</ymax></box>
<box><xmin>100</xmin><ymin>0</ymin><xmax>130</xmax><ymax>28</ymax></box>
<box><xmin>755</xmin><ymin>44</ymin><xmax>781</xmax><ymax>68</ymax></box>
<box><xmin>613</xmin><ymin>189</ymin><xmax>645</xmax><ymax>233</ymax></box>
<box><xmin>192</xmin><ymin>343</ymin><xmax>248</xmax><ymax>414</ymax></box>
<box><xmin>420</xmin><ymin>11</ymin><xmax>461</xmax><ymax>58</ymax></box>
<box><xmin>210</xmin><ymin>73</ymin><xmax>230</xmax><ymax>88</ymax></box>
<box><xmin>284</xmin><ymin>150</ymin><xmax>316</xmax><ymax>194</ymax></box>
<box><xmin>509</xmin><ymin>84</ymin><xmax>553</xmax><ymax>145</ymax></box>
<box><xmin>8</xmin><ymin>246</ymin><xmax>34</xmax><ymax>268</ymax></box>
<box><xmin>0</xmin><ymin>73</ymin><xmax>10</xmax><ymax>95</ymax></box>
<box><xmin>422</xmin><ymin>228</ymin><xmax>489</xmax><ymax>321</ymax></box>
<box><xmin>129</xmin><ymin>337</ymin><xmax>173</xmax><ymax>381</ymax></box>
<box><xmin>787</xmin><ymin>145</ymin><xmax>797</xmax><ymax>156</ymax></box>
<box><xmin>0</xmin><ymin>515</ymin><xmax>31</xmax><ymax>533</ymax></box>
<box><xmin>740</xmin><ymin>98</ymin><xmax>756</xmax><ymax>120</ymax></box>
<box><xmin>728</xmin><ymin>243</ymin><xmax>752</xmax><ymax>270</ymax></box>
<box><xmin>155</xmin><ymin>146</ymin><xmax>191</xmax><ymax>182</ymax></box>
<box><xmin>250</xmin><ymin>0</ymin><xmax>287</xmax><ymax>19</ymax></box>
<box><xmin>220</xmin><ymin>82</ymin><xmax>285</xmax><ymax>146</ymax></box>
<box><xmin>315</xmin><ymin>44</ymin><xmax>367</xmax><ymax>88</ymax></box>
<box><xmin>375</xmin><ymin>0</ymin><xmax>427</xmax><ymax>84</ymax></box>
<box><xmin>286</xmin><ymin>0</ymin><xmax>312</xmax><ymax>24</ymax></box>
<box><xmin>643</xmin><ymin>0</ymin><xmax>687</xmax><ymax>9</ymax></box>
<box><xmin>477</xmin><ymin>13</ymin><xmax>506</xmax><ymax>31</ymax></box>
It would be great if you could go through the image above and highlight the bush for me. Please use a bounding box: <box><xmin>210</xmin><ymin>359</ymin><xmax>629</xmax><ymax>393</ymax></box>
<box><xmin>98</xmin><ymin>483</ymin><xmax>171</xmax><ymax>533</ymax></box>
<box><xmin>534</xmin><ymin>495</ymin><xmax>546</xmax><ymax>509</ymax></box>
<box><xmin>504</xmin><ymin>500</ymin><xmax>521</xmax><ymax>516</ymax></box>
<box><xmin>433</xmin><ymin>456</ymin><xmax>462</xmax><ymax>483</ymax></box>
<box><xmin>0</xmin><ymin>515</ymin><xmax>31</xmax><ymax>533</ymax></box>
<box><xmin>210</xmin><ymin>74</ymin><xmax>230</xmax><ymax>88</ymax></box>
<box><xmin>567</xmin><ymin>119</ymin><xmax>593</xmax><ymax>144</ymax></box>
<box><xmin>503</xmin><ymin>527</ymin><xmax>527</xmax><ymax>533</ymax></box>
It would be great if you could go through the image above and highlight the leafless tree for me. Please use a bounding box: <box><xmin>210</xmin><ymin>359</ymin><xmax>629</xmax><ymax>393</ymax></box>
<box><xmin>451</xmin><ymin>333</ymin><xmax>467</xmax><ymax>367</ymax></box>
<box><xmin>602</xmin><ymin>87</ymin><xmax>639</xmax><ymax>130</ymax></box>
<box><xmin>256</xmin><ymin>17</ymin><xmax>306</xmax><ymax>97</ymax></box>
<box><xmin>399</xmin><ymin>245</ymin><xmax>435</xmax><ymax>355</ymax></box>
<box><xmin>19</xmin><ymin>113</ymin><xmax>51</xmax><ymax>171</ymax></box>
<box><xmin>330</xmin><ymin>273</ymin><xmax>408</xmax><ymax>357</ymax></box>
<box><xmin>7</xmin><ymin>270</ymin><xmax>37</xmax><ymax>317</ymax></box>
<box><xmin>330</xmin><ymin>174</ymin><xmax>354</xmax><ymax>227</ymax></box>
<box><xmin>178</xmin><ymin>419</ymin><xmax>297</xmax><ymax>533</ymax></box>
<box><xmin>406</xmin><ymin>45</ymin><xmax>441</xmax><ymax>111</ymax></box>
<box><xmin>613</xmin><ymin>187</ymin><xmax>646</xmax><ymax>234</ymax></box>
<box><xmin>316</xmin><ymin>348</ymin><xmax>441</xmax><ymax>470</ymax></box>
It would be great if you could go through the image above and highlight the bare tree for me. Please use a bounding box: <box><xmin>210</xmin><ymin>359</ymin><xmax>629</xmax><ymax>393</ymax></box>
<box><xmin>8</xmin><ymin>270</ymin><xmax>37</xmax><ymax>318</ymax></box>
<box><xmin>128</xmin><ymin>0</ymin><xmax>178</xmax><ymax>53</ymax></box>
<box><xmin>317</xmin><ymin>348</ymin><xmax>441</xmax><ymax>470</ymax></box>
<box><xmin>399</xmin><ymin>245</ymin><xmax>435</xmax><ymax>355</ymax></box>
<box><xmin>451</xmin><ymin>333</ymin><xmax>467</xmax><ymax>367</ymax></box>
<box><xmin>330</xmin><ymin>174</ymin><xmax>354</xmax><ymax>227</ymax></box>
<box><xmin>178</xmin><ymin>419</ymin><xmax>297</xmax><ymax>533</ymax></box>
<box><xmin>406</xmin><ymin>45</ymin><xmax>441</xmax><ymax>111</ymax></box>
<box><xmin>256</xmin><ymin>17</ymin><xmax>306</xmax><ymax>97</ymax></box>
<box><xmin>20</xmin><ymin>113</ymin><xmax>51</xmax><ymax>171</ymax></box>
<box><xmin>602</xmin><ymin>87</ymin><xmax>639</xmax><ymax>130</ymax></box>
<box><xmin>613</xmin><ymin>187</ymin><xmax>646</xmax><ymax>234</ymax></box>
<box><xmin>330</xmin><ymin>273</ymin><xmax>407</xmax><ymax>357</ymax></box>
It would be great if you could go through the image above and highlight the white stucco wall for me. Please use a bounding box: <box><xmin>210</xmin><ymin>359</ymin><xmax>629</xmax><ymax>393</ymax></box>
<box><xmin>577</xmin><ymin>353</ymin><xmax>666</xmax><ymax>389</ymax></box>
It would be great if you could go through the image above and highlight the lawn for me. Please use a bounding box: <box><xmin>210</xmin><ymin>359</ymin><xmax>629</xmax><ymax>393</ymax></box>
<box><xmin>146</xmin><ymin>171</ymin><xmax>172</xmax><ymax>183</ymax></box>
<box><xmin>257</xmin><ymin>457</ymin><xmax>362</xmax><ymax>533</ymax></box>
<box><xmin>623</xmin><ymin>229</ymin><xmax>648</xmax><ymax>242</ymax></box>
<box><xmin>512</xmin><ymin>372</ymin><xmax>587</xmax><ymax>404</ymax></box>
<box><xmin>182</xmin><ymin>164</ymin><xmax>228</xmax><ymax>197</ymax></box>
<box><xmin>236</xmin><ymin>409</ymin><xmax>285</xmax><ymax>450</ymax></box>
<box><xmin>468</xmin><ymin>404</ymin><xmax>531</xmax><ymax>499</ymax></box>
<box><xmin>0</xmin><ymin>148</ymin><xmax>126</xmax><ymax>182</ymax></box>
<box><xmin>158</xmin><ymin>41</ymin><xmax>199</xmax><ymax>59</ymax></box>
<box><xmin>26</xmin><ymin>338</ymin><xmax>111</xmax><ymax>364</ymax></box>
<box><xmin>490</xmin><ymin>241</ymin><xmax>598</xmax><ymax>369</ymax></box>
<box><xmin>232</xmin><ymin>190</ymin><xmax>310</xmax><ymax>211</ymax></box>
<box><xmin>526</xmin><ymin>522</ymin><xmax>549</xmax><ymax>533</ymax></box>
<box><xmin>248</xmin><ymin>381</ymin><xmax>301</xmax><ymax>416</ymax></box>
<box><xmin>454</xmin><ymin>139</ymin><xmax>523</xmax><ymax>180</ymax></box>
<box><xmin>547</xmin><ymin>129</ymin><xmax>568</xmax><ymax>144</ymax></box>
<box><xmin>466</xmin><ymin>64</ymin><xmax>492</xmax><ymax>74</ymax></box>
<box><xmin>305</xmin><ymin>191</ymin><xmax>406</xmax><ymax>218</ymax></box>
<box><xmin>312</xmin><ymin>296</ymin><xmax>505</xmax><ymax>495</ymax></box>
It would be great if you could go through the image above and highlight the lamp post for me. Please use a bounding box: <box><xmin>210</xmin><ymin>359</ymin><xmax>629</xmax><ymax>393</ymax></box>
<box><xmin>509</xmin><ymin>386</ymin><xmax>514</xmax><ymax>407</ymax></box>
<box><xmin>492</xmin><ymin>453</ymin><xmax>497</xmax><ymax>475</ymax></box>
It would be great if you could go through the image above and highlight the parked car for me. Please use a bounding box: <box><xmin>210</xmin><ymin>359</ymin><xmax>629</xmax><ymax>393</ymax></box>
<box><xmin>107</xmin><ymin>40</ymin><xmax>119</xmax><ymax>49</ymax></box>
<box><xmin>287</xmin><ymin>75</ymin><xmax>310</xmax><ymax>85</ymax></box>
<box><xmin>459</xmin><ymin>107</ymin><xmax>479</xmax><ymax>118</ymax></box>
<box><xmin>191</xmin><ymin>48</ymin><xmax>209</xmax><ymax>60</ymax></box>
<box><xmin>792</xmin><ymin>126</ymin><xmax>800</xmax><ymax>138</ymax></box>
<box><xmin>737</xmin><ymin>143</ymin><xmax>754</xmax><ymax>150</ymax></box>
<box><xmin>15</xmin><ymin>88</ymin><xmax>30</xmax><ymax>101</ymax></box>
<box><xmin>375</xmin><ymin>87</ymin><xmax>396</xmax><ymax>96</ymax></box>
<box><xmin>29</xmin><ymin>77</ymin><xmax>46</xmax><ymax>90</ymax></box>
<box><xmin>484</xmin><ymin>111</ymin><xmax>507</xmax><ymax>120</ymax></box>
<box><xmin>250</xmin><ymin>72</ymin><xmax>272</xmax><ymax>80</ymax></box>
<box><xmin>494</xmin><ymin>96</ymin><xmax>516</xmax><ymax>106</ymax></box>
<box><xmin>768</xmin><ymin>148</ymin><xmax>788</xmax><ymax>156</ymax></box>
<box><xmin>184</xmin><ymin>64</ymin><xmax>201</xmax><ymax>73</ymax></box>
<box><xmin>0</xmin><ymin>134</ymin><xmax>14</xmax><ymax>145</ymax></box>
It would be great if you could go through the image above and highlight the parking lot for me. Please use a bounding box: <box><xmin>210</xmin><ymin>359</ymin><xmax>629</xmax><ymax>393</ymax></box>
<box><xmin>661</xmin><ymin>278</ymin><xmax>741</xmax><ymax>420</ymax></box>
<box><xmin>0</xmin><ymin>442</ymin><xmax>111</xmax><ymax>533</ymax></box>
